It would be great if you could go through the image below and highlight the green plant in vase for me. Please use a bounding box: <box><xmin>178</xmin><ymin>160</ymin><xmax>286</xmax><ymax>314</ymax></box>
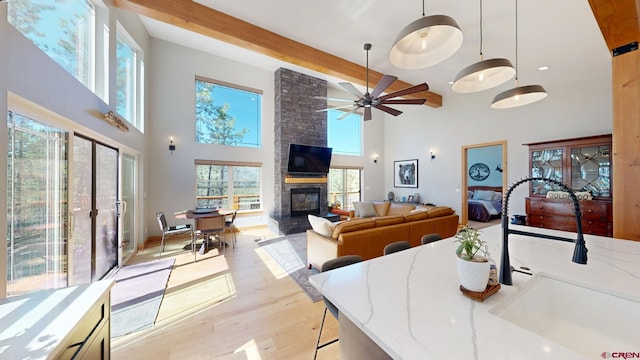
<box><xmin>454</xmin><ymin>226</ymin><xmax>490</xmax><ymax>292</ymax></box>
<box><xmin>454</xmin><ymin>226</ymin><xmax>487</xmax><ymax>261</ymax></box>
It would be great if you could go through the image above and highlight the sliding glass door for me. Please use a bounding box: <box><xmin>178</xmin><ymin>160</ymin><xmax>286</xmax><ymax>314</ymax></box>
<box><xmin>6</xmin><ymin>112</ymin><xmax>68</xmax><ymax>296</ymax></box>
<box><xmin>69</xmin><ymin>136</ymin><xmax>118</xmax><ymax>285</ymax></box>
<box><xmin>119</xmin><ymin>153</ymin><xmax>136</xmax><ymax>265</ymax></box>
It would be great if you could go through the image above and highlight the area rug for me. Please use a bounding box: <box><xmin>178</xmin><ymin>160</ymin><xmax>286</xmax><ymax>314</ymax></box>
<box><xmin>110</xmin><ymin>258</ymin><xmax>175</xmax><ymax>337</ymax></box>
<box><xmin>257</xmin><ymin>232</ymin><xmax>322</xmax><ymax>302</ymax></box>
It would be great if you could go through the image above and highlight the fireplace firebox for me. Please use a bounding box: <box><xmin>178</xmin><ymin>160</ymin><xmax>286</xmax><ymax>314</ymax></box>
<box><xmin>290</xmin><ymin>188</ymin><xmax>321</xmax><ymax>216</ymax></box>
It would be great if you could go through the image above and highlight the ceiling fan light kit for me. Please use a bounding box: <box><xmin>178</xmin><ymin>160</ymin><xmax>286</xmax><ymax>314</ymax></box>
<box><xmin>452</xmin><ymin>58</ymin><xmax>515</xmax><ymax>93</ymax></box>
<box><xmin>389</xmin><ymin>0</ymin><xmax>463</xmax><ymax>69</ymax></box>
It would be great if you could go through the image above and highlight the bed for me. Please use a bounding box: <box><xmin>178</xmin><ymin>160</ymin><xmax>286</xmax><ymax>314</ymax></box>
<box><xmin>467</xmin><ymin>186</ymin><xmax>503</xmax><ymax>222</ymax></box>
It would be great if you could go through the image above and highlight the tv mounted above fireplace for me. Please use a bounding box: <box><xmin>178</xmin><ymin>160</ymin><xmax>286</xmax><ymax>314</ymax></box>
<box><xmin>287</xmin><ymin>144</ymin><xmax>332</xmax><ymax>175</ymax></box>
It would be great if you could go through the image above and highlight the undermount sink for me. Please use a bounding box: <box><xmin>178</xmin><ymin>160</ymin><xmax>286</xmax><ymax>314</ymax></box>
<box><xmin>490</xmin><ymin>273</ymin><xmax>640</xmax><ymax>357</ymax></box>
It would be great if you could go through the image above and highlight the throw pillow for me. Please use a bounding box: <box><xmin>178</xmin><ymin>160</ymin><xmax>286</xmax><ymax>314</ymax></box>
<box><xmin>308</xmin><ymin>214</ymin><xmax>332</xmax><ymax>237</ymax></box>
<box><xmin>492</xmin><ymin>191</ymin><xmax>503</xmax><ymax>202</ymax></box>
<box><xmin>473</xmin><ymin>190</ymin><xmax>495</xmax><ymax>201</ymax></box>
<box><xmin>353</xmin><ymin>201</ymin><xmax>378</xmax><ymax>218</ymax></box>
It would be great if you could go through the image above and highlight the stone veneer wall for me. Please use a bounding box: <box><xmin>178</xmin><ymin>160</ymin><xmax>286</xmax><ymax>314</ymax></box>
<box><xmin>269</xmin><ymin>68</ymin><xmax>328</xmax><ymax>234</ymax></box>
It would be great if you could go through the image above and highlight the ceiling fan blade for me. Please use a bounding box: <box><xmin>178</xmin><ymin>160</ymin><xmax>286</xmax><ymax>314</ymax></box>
<box><xmin>370</xmin><ymin>75</ymin><xmax>398</xmax><ymax>99</ymax></box>
<box><xmin>337</xmin><ymin>106</ymin><xmax>359</xmax><ymax>120</ymax></box>
<box><xmin>339</xmin><ymin>82</ymin><xmax>364</xmax><ymax>99</ymax></box>
<box><xmin>364</xmin><ymin>107</ymin><xmax>372</xmax><ymax>121</ymax></box>
<box><xmin>316</xmin><ymin>104</ymin><xmax>356</xmax><ymax>112</ymax></box>
<box><xmin>377</xmin><ymin>83</ymin><xmax>429</xmax><ymax>101</ymax></box>
<box><xmin>374</xmin><ymin>104</ymin><xmax>403</xmax><ymax>117</ymax></box>
<box><xmin>380</xmin><ymin>99</ymin><xmax>427</xmax><ymax>105</ymax></box>
<box><xmin>313</xmin><ymin>96</ymin><xmax>356</xmax><ymax>103</ymax></box>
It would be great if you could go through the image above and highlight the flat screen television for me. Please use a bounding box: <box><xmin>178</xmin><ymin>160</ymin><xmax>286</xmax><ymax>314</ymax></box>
<box><xmin>287</xmin><ymin>144</ymin><xmax>332</xmax><ymax>175</ymax></box>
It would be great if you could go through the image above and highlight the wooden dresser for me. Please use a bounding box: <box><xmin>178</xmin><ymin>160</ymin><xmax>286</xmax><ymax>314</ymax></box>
<box><xmin>524</xmin><ymin>134</ymin><xmax>613</xmax><ymax>237</ymax></box>
<box><xmin>526</xmin><ymin>197</ymin><xmax>613</xmax><ymax>236</ymax></box>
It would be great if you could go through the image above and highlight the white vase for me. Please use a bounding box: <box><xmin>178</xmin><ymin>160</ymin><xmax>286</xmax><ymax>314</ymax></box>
<box><xmin>456</xmin><ymin>256</ymin><xmax>490</xmax><ymax>292</ymax></box>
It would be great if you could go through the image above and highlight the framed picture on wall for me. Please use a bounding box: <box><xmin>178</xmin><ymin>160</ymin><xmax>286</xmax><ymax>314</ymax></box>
<box><xmin>394</xmin><ymin>159</ymin><xmax>418</xmax><ymax>188</ymax></box>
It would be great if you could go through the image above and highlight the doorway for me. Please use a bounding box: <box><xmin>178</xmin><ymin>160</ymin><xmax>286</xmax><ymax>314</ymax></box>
<box><xmin>69</xmin><ymin>135</ymin><xmax>119</xmax><ymax>285</ymax></box>
<box><xmin>461</xmin><ymin>141</ymin><xmax>507</xmax><ymax>226</ymax></box>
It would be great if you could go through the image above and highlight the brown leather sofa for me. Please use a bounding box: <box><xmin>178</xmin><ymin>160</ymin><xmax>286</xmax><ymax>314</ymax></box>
<box><xmin>307</xmin><ymin>203</ymin><xmax>459</xmax><ymax>270</ymax></box>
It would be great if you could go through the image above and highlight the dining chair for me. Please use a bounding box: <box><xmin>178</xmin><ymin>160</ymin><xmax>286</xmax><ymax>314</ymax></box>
<box><xmin>383</xmin><ymin>240</ymin><xmax>411</xmax><ymax>255</ymax></box>
<box><xmin>156</xmin><ymin>212</ymin><xmax>194</xmax><ymax>255</ymax></box>
<box><xmin>421</xmin><ymin>233</ymin><xmax>443</xmax><ymax>245</ymax></box>
<box><xmin>195</xmin><ymin>215</ymin><xmax>226</xmax><ymax>255</ymax></box>
<box><xmin>224</xmin><ymin>210</ymin><xmax>238</xmax><ymax>249</ymax></box>
<box><xmin>314</xmin><ymin>255</ymin><xmax>363</xmax><ymax>360</ymax></box>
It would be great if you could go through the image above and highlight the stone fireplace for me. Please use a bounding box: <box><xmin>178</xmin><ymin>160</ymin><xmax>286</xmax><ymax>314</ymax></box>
<box><xmin>268</xmin><ymin>68</ymin><xmax>328</xmax><ymax>234</ymax></box>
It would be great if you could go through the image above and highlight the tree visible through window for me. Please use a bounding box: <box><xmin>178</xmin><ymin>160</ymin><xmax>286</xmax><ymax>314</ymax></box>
<box><xmin>8</xmin><ymin>0</ymin><xmax>95</xmax><ymax>89</ymax></box>
<box><xmin>195</xmin><ymin>163</ymin><xmax>261</xmax><ymax>211</ymax></box>
<box><xmin>328</xmin><ymin>168</ymin><xmax>361</xmax><ymax>209</ymax></box>
<box><xmin>116</xmin><ymin>27</ymin><xmax>139</xmax><ymax>128</ymax></box>
<box><xmin>195</xmin><ymin>78</ymin><xmax>261</xmax><ymax>147</ymax></box>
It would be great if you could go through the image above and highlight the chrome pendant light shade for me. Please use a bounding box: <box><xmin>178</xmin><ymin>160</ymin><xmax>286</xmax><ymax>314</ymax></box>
<box><xmin>389</xmin><ymin>2</ymin><xmax>463</xmax><ymax>69</ymax></box>
<box><xmin>491</xmin><ymin>85</ymin><xmax>547</xmax><ymax>109</ymax></box>
<box><xmin>452</xmin><ymin>58</ymin><xmax>515</xmax><ymax>93</ymax></box>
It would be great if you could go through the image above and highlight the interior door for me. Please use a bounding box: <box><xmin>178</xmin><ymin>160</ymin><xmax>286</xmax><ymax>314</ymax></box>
<box><xmin>461</xmin><ymin>141</ymin><xmax>507</xmax><ymax>225</ymax></box>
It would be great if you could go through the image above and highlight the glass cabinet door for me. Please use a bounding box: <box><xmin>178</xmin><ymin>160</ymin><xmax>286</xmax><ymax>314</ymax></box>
<box><xmin>531</xmin><ymin>148</ymin><xmax>563</xmax><ymax>195</ymax></box>
<box><xmin>570</xmin><ymin>145</ymin><xmax>610</xmax><ymax>197</ymax></box>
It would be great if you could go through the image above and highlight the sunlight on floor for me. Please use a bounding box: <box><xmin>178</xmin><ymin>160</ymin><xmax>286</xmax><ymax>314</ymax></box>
<box><xmin>234</xmin><ymin>339</ymin><xmax>263</xmax><ymax>360</ymax></box>
<box><xmin>254</xmin><ymin>240</ymin><xmax>305</xmax><ymax>280</ymax></box>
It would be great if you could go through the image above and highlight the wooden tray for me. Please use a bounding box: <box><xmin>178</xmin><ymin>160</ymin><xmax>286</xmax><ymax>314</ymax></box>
<box><xmin>459</xmin><ymin>283</ymin><xmax>501</xmax><ymax>302</ymax></box>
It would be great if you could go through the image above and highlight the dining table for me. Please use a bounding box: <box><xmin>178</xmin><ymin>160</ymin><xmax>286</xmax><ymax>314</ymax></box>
<box><xmin>174</xmin><ymin>208</ymin><xmax>234</xmax><ymax>251</ymax></box>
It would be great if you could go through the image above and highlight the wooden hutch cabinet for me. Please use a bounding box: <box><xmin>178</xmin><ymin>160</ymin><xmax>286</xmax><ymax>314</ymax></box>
<box><xmin>524</xmin><ymin>134</ymin><xmax>612</xmax><ymax>236</ymax></box>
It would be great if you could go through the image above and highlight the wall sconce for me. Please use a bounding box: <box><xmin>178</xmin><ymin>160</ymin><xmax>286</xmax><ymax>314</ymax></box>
<box><xmin>373</xmin><ymin>154</ymin><xmax>379</xmax><ymax>164</ymax></box>
<box><xmin>169</xmin><ymin>137</ymin><xmax>175</xmax><ymax>155</ymax></box>
<box><xmin>430</xmin><ymin>150</ymin><xmax>436</xmax><ymax>161</ymax></box>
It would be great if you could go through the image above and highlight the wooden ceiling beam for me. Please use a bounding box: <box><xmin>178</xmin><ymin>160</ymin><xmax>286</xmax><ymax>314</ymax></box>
<box><xmin>588</xmin><ymin>0</ymin><xmax>640</xmax><ymax>51</ymax></box>
<box><xmin>113</xmin><ymin>0</ymin><xmax>442</xmax><ymax>108</ymax></box>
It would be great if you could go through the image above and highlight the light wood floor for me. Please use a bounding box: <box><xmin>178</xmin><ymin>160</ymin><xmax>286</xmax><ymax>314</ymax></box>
<box><xmin>111</xmin><ymin>228</ymin><xmax>338</xmax><ymax>360</ymax></box>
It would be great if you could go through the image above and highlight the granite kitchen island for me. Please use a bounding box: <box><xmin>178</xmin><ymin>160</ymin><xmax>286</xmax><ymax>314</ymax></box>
<box><xmin>309</xmin><ymin>224</ymin><xmax>640</xmax><ymax>359</ymax></box>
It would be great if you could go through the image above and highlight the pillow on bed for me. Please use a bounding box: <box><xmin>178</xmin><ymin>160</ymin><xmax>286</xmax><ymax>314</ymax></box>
<box><xmin>492</xmin><ymin>192</ymin><xmax>503</xmax><ymax>202</ymax></box>
<box><xmin>467</xmin><ymin>190</ymin><xmax>474</xmax><ymax>199</ymax></box>
<box><xmin>473</xmin><ymin>190</ymin><xmax>495</xmax><ymax>201</ymax></box>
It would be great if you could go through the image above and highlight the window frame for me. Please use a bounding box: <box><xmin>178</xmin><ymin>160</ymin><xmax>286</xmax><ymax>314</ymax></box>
<box><xmin>194</xmin><ymin>76</ymin><xmax>262</xmax><ymax>148</ymax></box>
<box><xmin>115</xmin><ymin>22</ymin><xmax>144</xmax><ymax>131</ymax></box>
<box><xmin>328</xmin><ymin>167</ymin><xmax>362</xmax><ymax>209</ymax></box>
<box><xmin>194</xmin><ymin>160</ymin><xmax>263</xmax><ymax>212</ymax></box>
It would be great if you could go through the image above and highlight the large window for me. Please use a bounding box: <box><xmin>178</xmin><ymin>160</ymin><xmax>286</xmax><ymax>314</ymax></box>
<box><xmin>7</xmin><ymin>111</ymin><xmax>68</xmax><ymax>296</ymax></box>
<box><xmin>195</xmin><ymin>162</ymin><xmax>261</xmax><ymax>211</ymax></box>
<box><xmin>327</xmin><ymin>109</ymin><xmax>362</xmax><ymax>156</ymax></box>
<box><xmin>8</xmin><ymin>0</ymin><xmax>96</xmax><ymax>90</ymax></box>
<box><xmin>328</xmin><ymin>168</ymin><xmax>361</xmax><ymax>209</ymax></box>
<box><xmin>195</xmin><ymin>77</ymin><xmax>262</xmax><ymax>148</ymax></box>
<box><xmin>116</xmin><ymin>25</ymin><xmax>144</xmax><ymax>131</ymax></box>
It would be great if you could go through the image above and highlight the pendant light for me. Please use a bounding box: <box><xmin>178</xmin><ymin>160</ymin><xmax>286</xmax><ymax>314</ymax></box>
<box><xmin>491</xmin><ymin>0</ymin><xmax>547</xmax><ymax>109</ymax></box>
<box><xmin>452</xmin><ymin>0</ymin><xmax>515</xmax><ymax>93</ymax></box>
<box><xmin>389</xmin><ymin>0</ymin><xmax>463</xmax><ymax>69</ymax></box>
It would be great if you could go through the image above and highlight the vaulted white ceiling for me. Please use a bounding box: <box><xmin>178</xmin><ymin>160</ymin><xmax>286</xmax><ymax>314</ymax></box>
<box><xmin>137</xmin><ymin>0</ymin><xmax>611</xmax><ymax>101</ymax></box>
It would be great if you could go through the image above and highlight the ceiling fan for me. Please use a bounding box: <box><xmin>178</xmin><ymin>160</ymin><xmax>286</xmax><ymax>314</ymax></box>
<box><xmin>316</xmin><ymin>43</ymin><xmax>429</xmax><ymax>121</ymax></box>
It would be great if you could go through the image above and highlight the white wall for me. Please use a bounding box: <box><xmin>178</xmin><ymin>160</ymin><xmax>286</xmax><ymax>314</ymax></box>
<box><xmin>468</xmin><ymin>145</ymin><xmax>503</xmax><ymax>187</ymax></box>
<box><xmin>0</xmin><ymin>1</ymin><xmax>150</xmax><ymax>295</ymax></box>
<box><xmin>382</xmin><ymin>75</ymin><xmax>612</xmax><ymax>216</ymax></box>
